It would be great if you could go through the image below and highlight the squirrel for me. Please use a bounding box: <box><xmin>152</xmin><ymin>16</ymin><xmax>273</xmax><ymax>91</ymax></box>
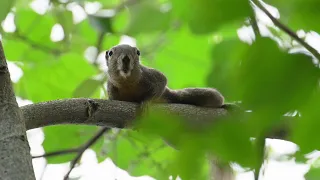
<box><xmin>104</xmin><ymin>44</ymin><xmax>228</xmax><ymax>109</ymax></box>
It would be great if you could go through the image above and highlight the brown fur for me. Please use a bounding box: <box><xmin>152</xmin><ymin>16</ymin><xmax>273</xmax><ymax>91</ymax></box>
<box><xmin>105</xmin><ymin>44</ymin><xmax>224</xmax><ymax>108</ymax></box>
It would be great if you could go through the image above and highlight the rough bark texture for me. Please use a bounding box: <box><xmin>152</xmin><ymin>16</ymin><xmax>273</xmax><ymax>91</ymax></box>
<box><xmin>21</xmin><ymin>98</ymin><xmax>229</xmax><ymax>130</ymax></box>
<box><xmin>0</xmin><ymin>41</ymin><xmax>35</xmax><ymax>179</ymax></box>
<box><xmin>21</xmin><ymin>98</ymin><xmax>290</xmax><ymax>140</ymax></box>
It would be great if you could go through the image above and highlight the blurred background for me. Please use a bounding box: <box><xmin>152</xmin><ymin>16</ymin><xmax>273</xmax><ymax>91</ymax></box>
<box><xmin>1</xmin><ymin>0</ymin><xmax>320</xmax><ymax>179</ymax></box>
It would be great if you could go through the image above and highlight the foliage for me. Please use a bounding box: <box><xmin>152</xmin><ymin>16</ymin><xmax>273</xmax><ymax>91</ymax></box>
<box><xmin>1</xmin><ymin>0</ymin><xmax>320</xmax><ymax>179</ymax></box>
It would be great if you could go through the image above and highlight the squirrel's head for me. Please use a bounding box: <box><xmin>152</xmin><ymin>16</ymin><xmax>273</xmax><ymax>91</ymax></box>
<box><xmin>105</xmin><ymin>44</ymin><xmax>141</xmax><ymax>80</ymax></box>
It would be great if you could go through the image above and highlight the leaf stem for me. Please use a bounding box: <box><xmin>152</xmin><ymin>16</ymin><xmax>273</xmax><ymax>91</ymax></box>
<box><xmin>93</xmin><ymin>32</ymin><xmax>106</xmax><ymax>66</ymax></box>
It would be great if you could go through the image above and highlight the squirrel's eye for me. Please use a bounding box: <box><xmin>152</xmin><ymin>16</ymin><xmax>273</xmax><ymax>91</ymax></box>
<box><xmin>108</xmin><ymin>51</ymin><xmax>113</xmax><ymax>56</ymax></box>
<box><xmin>137</xmin><ymin>50</ymin><xmax>140</xmax><ymax>56</ymax></box>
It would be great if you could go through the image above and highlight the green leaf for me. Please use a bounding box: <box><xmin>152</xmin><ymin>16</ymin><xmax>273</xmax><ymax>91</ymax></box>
<box><xmin>52</xmin><ymin>7</ymin><xmax>74</xmax><ymax>41</ymax></box>
<box><xmin>3</xmin><ymin>38</ymin><xmax>58</xmax><ymax>63</ymax></box>
<box><xmin>2</xmin><ymin>39</ymin><xmax>30</xmax><ymax>61</ymax></box>
<box><xmin>136</xmin><ymin>107</ymin><xmax>252</xmax><ymax>175</ymax></box>
<box><xmin>130</xmin><ymin>144</ymin><xmax>176</xmax><ymax>179</ymax></box>
<box><xmin>15</xmin><ymin>9</ymin><xmax>57</xmax><ymax>48</ymax></box>
<box><xmin>123</xmin><ymin>0</ymin><xmax>172</xmax><ymax>35</ymax></box>
<box><xmin>207</xmin><ymin>38</ymin><xmax>250</xmax><ymax>101</ymax></box>
<box><xmin>237</xmin><ymin>38</ymin><xmax>318</xmax><ymax>116</ymax></box>
<box><xmin>70</xmin><ymin>19</ymin><xmax>97</xmax><ymax>51</ymax></box>
<box><xmin>203</xmin><ymin>116</ymin><xmax>257</xmax><ymax>168</ymax></box>
<box><xmin>0</xmin><ymin>0</ymin><xmax>15</xmax><ymax>23</ymax></box>
<box><xmin>305</xmin><ymin>167</ymin><xmax>320</xmax><ymax>180</ymax></box>
<box><xmin>171</xmin><ymin>0</ymin><xmax>250</xmax><ymax>34</ymax></box>
<box><xmin>111</xmin><ymin>6</ymin><xmax>129</xmax><ymax>33</ymax></box>
<box><xmin>69</xmin><ymin>0</ymin><xmax>120</xmax><ymax>6</ymax></box>
<box><xmin>71</xmin><ymin>19</ymin><xmax>120</xmax><ymax>53</ymax></box>
<box><xmin>142</xmin><ymin>27</ymin><xmax>213</xmax><ymax>89</ymax></box>
<box><xmin>102</xmin><ymin>34</ymin><xmax>121</xmax><ymax>50</ymax></box>
<box><xmin>291</xmin><ymin>91</ymin><xmax>320</xmax><ymax>153</ymax></box>
<box><xmin>88</xmin><ymin>13</ymin><xmax>113</xmax><ymax>33</ymax></box>
<box><xmin>73</xmin><ymin>78</ymin><xmax>102</xmax><ymax>98</ymax></box>
<box><xmin>172</xmin><ymin>145</ymin><xmax>210</xmax><ymax>180</ymax></box>
<box><xmin>107</xmin><ymin>133</ymin><xmax>142</xmax><ymax>168</ymax></box>
<box><xmin>43</xmin><ymin>125</ymin><xmax>103</xmax><ymax>164</ymax></box>
<box><xmin>14</xmin><ymin>53</ymin><xmax>97</xmax><ymax>102</ymax></box>
<box><xmin>236</xmin><ymin>37</ymin><xmax>319</xmax><ymax>140</ymax></box>
<box><xmin>136</xmin><ymin>110</ymin><xmax>211</xmax><ymax>178</ymax></box>
<box><xmin>106</xmin><ymin>130</ymin><xmax>175</xmax><ymax>179</ymax></box>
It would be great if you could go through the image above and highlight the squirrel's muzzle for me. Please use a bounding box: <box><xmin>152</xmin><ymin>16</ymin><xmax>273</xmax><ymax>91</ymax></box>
<box><xmin>122</xmin><ymin>55</ymin><xmax>130</xmax><ymax>73</ymax></box>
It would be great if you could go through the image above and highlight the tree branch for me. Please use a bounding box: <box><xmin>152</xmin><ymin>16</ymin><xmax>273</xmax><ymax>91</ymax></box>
<box><xmin>250</xmin><ymin>16</ymin><xmax>261</xmax><ymax>37</ymax></box>
<box><xmin>4</xmin><ymin>30</ymin><xmax>65</xmax><ymax>55</ymax></box>
<box><xmin>63</xmin><ymin>127</ymin><xmax>110</xmax><ymax>180</ymax></box>
<box><xmin>22</xmin><ymin>98</ymin><xmax>228</xmax><ymax>130</ymax></box>
<box><xmin>92</xmin><ymin>32</ymin><xmax>106</xmax><ymax>66</ymax></box>
<box><xmin>21</xmin><ymin>98</ymin><xmax>291</xmax><ymax>140</ymax></box>
<box><xmin>251</xmin><ymin>0</ymin><xmax>320</xmax><ymax>60</ymax></box>
<box><xmin>32</xmin><ymin>127</ymin><xmax>112</xmax><ymax>179</ymax></box>
<box><xmin>32</xmin><ymin>148</ymin><xmax>79</xmax><ymax>159</ymax></box>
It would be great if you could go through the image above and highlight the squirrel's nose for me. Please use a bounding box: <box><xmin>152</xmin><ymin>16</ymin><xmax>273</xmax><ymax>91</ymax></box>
<box><xmin>122</xmin><ymin>55</ymin><xmax>130</xmax><ymax>73</ymax></box>
<box><xmin>122</xmin><ymin>55</ymin><xmax>130</xmax><ymax>64</ymax></box>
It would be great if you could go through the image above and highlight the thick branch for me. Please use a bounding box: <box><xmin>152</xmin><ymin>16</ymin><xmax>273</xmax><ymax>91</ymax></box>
<box><xmin>21</xmin><ymin>98</ymin><xmax>290</xmax><ymax>140</ymax></box>
<box><xmin>22</xmin><ymin>98</ymin><xmax>228</xmax><ymax>130</ymax></box>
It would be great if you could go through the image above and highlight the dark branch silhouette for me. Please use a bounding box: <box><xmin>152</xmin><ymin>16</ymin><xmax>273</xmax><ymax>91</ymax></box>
<box><xmin>63</xmin><ymin>127</ymin><xmax>111</xmax><ymax>180</ymax></box>
<box><xmin>251</xmin><ymin>0</ymin><xmax>320</xmax><ymax>60</ymax></box>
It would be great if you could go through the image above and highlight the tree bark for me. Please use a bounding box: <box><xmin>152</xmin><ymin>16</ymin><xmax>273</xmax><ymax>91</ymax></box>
<box><xmin>0</xmin><ymin>41</ymin><xmax>35</xmax><ymax>179</ymax></box>
<box><xmin>22</xmin><ymin>98</ymin><xmax>228</xmax><ymax>130</ymax></box>
<box><xmin>21</xmin><ymin>98</ymin><xmax>290</xmax><ymax>140</ymax></box>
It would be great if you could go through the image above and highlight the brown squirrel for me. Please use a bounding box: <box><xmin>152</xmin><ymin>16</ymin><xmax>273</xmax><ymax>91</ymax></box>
<box><xmin>105</xmin><ymin>44</ymin><xmax>227</xmax><ymax>108</ymax></box>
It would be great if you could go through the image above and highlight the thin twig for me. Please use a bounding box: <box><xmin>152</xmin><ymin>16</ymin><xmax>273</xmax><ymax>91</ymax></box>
<box><xmin>249</xmin><ymin>1</ymin><xmax>261</xmax><ymax>38</ymax></box>
<box><xmin>254</xmin><ymin>137</ymin><xmax>266</xmax><ymax>180</ymax></box>
<box><xmin>63</xmin><ymin>127</ymin><xmax>110</xmax><ymax>180</ymax></box>
<box><xmin>12</xmin><ymin>31</ymin><xmax>64</xmax><ymax>55</ymax></box>
<box><xmin>93</xmin><ymin>32</ymin><xmax>106</xmax><ymax>66</ymax></box>
<box><xmin>251</xmin><ymin>0</ymin><xmax>320</xmax><ymax>60</ymax></box>
<box><xmin>141</xmin><ymin>21</ymin><xmax>181</xmax><ymax>62</ymax></box>
<box><xmin>250</xmin><ymin>16</ymin><xmax>261</xmax><ymax>37</ymax></box>
<box><xmin>114</xmin><ymin>0</ymin><xmax>139</xmax><ymax>13</ymax></box>
<box><xmin>32</xmin><ymin>148</ymin><xmax>79</xmax><ymax>159</ymax></box>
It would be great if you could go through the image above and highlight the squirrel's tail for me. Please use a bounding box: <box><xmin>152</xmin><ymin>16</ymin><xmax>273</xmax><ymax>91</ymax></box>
<box><xmin>162</xmin><ymin>87</ymin><xmax>224</xmax><ymax>108</ymax></box>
